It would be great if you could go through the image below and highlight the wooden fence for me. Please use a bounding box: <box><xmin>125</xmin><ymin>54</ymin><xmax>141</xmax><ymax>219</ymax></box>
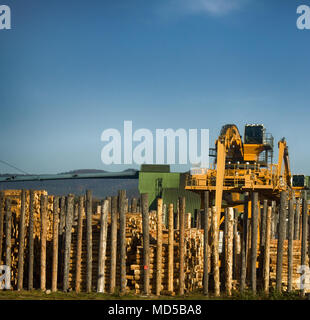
<box><xmin>0</xmin><ymin>189</ymin><xmax>309</xmax><ymax>296</ymax></box>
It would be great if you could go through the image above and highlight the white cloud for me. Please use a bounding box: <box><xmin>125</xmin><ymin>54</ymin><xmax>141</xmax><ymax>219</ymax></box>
<box><xmin>160</xmin><ymin>0</ymin><xmax>249</xmax><ymax>17</ymax></box>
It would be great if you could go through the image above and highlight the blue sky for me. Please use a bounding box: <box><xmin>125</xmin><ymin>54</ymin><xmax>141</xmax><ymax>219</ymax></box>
<box><xmin>0</xmin><ymin>0</ymin><xmax>309</xmax><ymax>174</ymax></box>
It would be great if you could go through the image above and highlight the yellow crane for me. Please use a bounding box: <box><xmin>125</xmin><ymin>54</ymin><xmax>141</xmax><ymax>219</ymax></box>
<box><xmin>185</xmin><ymin>124</ymin><xmax>299</xmax><ymax>224</ymax></box>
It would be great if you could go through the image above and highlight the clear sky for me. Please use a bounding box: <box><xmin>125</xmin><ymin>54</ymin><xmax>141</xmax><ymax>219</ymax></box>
<box><xmin>0</xmin><ymin>0</ymin><xmax>309</xmax><ymax>174</ymax></box>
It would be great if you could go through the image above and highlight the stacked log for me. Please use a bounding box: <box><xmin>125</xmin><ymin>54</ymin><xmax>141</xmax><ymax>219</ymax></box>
<box><xmin>269</xmin><ymin>239</ymin><xmax>308</xmax><ymax>292</ymax></box>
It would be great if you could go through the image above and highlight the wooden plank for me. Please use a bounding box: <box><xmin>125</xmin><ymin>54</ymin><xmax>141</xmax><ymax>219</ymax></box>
<box><xmin>203</xmin><ymin>191</ymin><xmax>209</xmax><ymax>295</ymax></box>
<box><xmin>179</xmin><ymin>197</ymin><xmax>185</xmax><ymax>295</ymax></box>
<box><xmin>75</xmin><ymin>196</ymin><xmax>84</xmax><ymax>293</ymax></box>
<box><xmin>141</xmin><ymin>193</ymin><xmax>150</xmax><ymax>295</ymax></box>
<box><xmin>109</xmin><ymin>196</ymin><xmax>118</xmax><ymax>293</ymax></box>
<box><xmin>156</xmin><ymin>198</ymin><xmax>163</xmax><ymax>296</ymax></box>
<box><xmin>225</xmin><ymin>207</ymin><xmax>234</xmax><ymax>296</ymax></box>
<box><xmin>40</xmin><ymin>194</ymin><xmax>48</xmax><ymax>291</ymax></box>
<box><xmin>212</xmin><ymin>206</ymin><xmax>220</xmax><ymax>297</ymax></box>
<box><xmin>97</xmin><ymin>200</ymin><xmax>109</xmax><ymax>293</ymax></box>
<box><xmin>5</xmin><ymin>198</ymin><xmax>12</xmax><ymax>277</ymax></box>
<box><xmin>240</xmin><ymin>192</ymin><xmax>249</xmax><ymax>292</ymax></box>
<box><xmin>86</xmin><ymin>190</ymin><xmax>93</xmax><ymax>293</ymax></box>
<box><xmin>52</xmin><ymin>196</ymin><xmax>59</xmax><ymax>292</ymax></box>
<box><xmin>276</xmin><ymin>191</ymin><xmax>287</xmax><ymax>292</ymax></box>
<box><xmin>251</xmin><ymin>192</ymin><xmax>259</xmax><ymax>294</ymax></box>
<box><xmin>119</xmin><ymin>190</ymin><xmax>127</xmax><ymax>294</ymax></box>
<box><xmin>301</xmin><ymin>192</ymin><xmax>308</xmax><ymax>296</ymax></box>
<box><xmin>0</xmin><ymin>191</ymin><xmax>4</xmax><ymax>265</ymax></box>
<box><xmin>63</xmin><ymin>194</ymin><xmax>74</xmax><ymax>292</ymax></box>
<box><xmin>17</xmin><ymin>190</ymin><xmax>26</xmax><ymax>290</ymax></box>
<box><xmin>168</xmin><ymin>203</ymin><xmax>174</xmax><ymax>294</ymax></box>
<box><xmin>287</xmin><ymin>195</ymin><xmax>295</xmax><ymax>292</ymax></box>
<box><xmin>294</xmin><ymin>199</ymin><xmax>300</xmax><ymax>240</ymax></box>
<box><xmin>263</xmin><ymin>206</ymin><xmax>272</xmax><ymax>294</ymax></box>
<box><xmin>28</xmin><ymin>190</ymin><xmax>34</xmax><ymax>290</ymax></box>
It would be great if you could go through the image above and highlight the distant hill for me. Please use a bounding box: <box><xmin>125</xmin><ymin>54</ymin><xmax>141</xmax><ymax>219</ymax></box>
<box><xmin>0</xmin><ymin>169</ymin><xmax>140</xmax><ymax>200</ymax></box>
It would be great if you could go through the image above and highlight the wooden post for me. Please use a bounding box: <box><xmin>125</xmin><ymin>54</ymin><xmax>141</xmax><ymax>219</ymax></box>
<box><xmin>263</xmin><ymin>206</ymin><xmax>272</xmax><ymax>294</ymax></box>
<box><xmin>276</xmin><ymin>191</ymin><xmax>287</xmax><ymax>292</ymax></box>
<box><xmin>40</xmin><ymin>194</ymin><xmax>48</xmax><ymax>291</ymax></box>
<box><xmin>222</xmin><ymin>208</ymin><xmax>228</xmax><ymax>275</ymax></box>
<box><xmin>131</xmin><ymin>198</ymin><xmax>137</xmax><ymax>213</ymax></box>
<box><xmin>52</xmin><ymin>196</ymin><xmax>59</xmax><ymax>292</ymax></box>
<box><xmin>203</xmin><ymin>191</ymin><xmax>209</xmax><ymax>295</ymax></box>
<box><xmin>168</xmin><ymin>203</ymin><xmax>174</xmax><ymax>294</ymax></box>
<box><xmin>63</xmin><ymin>194</ymin><xmax>74</xmax><ymax>292</ymax></box>
<box><xmin>75</xmin><ymin>196</ymin><xmax>84</xmax><ymax>293</ymax></box>
<box><xmin>141</xmin><ymin>193</ymin><xmax>150</xmax><ymax>295</ymax></box>
<box><xmin>301</xmin><ymin>192</ymin><xmax>308</xmax><ymax>295</ymax></box>
<box><xmin>5</xmin><ymin>198</ymin><xmax>11</xmax><ymax>282</ymax></box>
<box><xmin>86</xmin><ymin>190</ymin><xmax>93</xmax><ymax>293</ymax></box>
<box><xmin>109</xmin><ymin>196</ymin><xmax>118</xmax><ymax>293</ymax></box>
<box><xmin>59</xmin><ymin>196</ymin><xmax>66</xmax><ymax>281</ymax></box>
<box><xmin>233</xmin><ymin>208</ymin><xmax>239</xmax><ymax>280</ymax></box>
<box><xmin>294</xmin><ymin>199</ymin><xmax>300</xmax><ymax>240</ymax></box>
<box><xmin>226</xmin><ymin>207</ymin><xmax>234</xmax><ymax>296</ymax></box>
<box><xmin>251</xmin><ymin>192</ymin><xmax>259</xmax><ymax>294</ymax></box>
<box><xmin>28</xmin><ymin>190</ymin><xmax>34</xmax><ymax>290</ymax></box>
<box><xmin>97</xmin><ymin>200</ymin><xmax>109</xmax><ymax>293</ymax></box>
<box><xmin>260</xmin><ymin>200</ymin><xmax>267</xmax><ymax>254</ymax></box>
<box><xmin>156</xmin><ymin>198</ymin><xmax>163</xmax><ymax>296</ymax></box>
<box><xmin>271</xmin><ymin>201</ymin><xmax>277</xmax><ymax>239</ymax></box>
<box><xmin>240</xmin><ymin>193</ymin><xmax>249</xmax><ymax>292</ymax></box>
<box><xmin>0</xmin><ymin>191</ymin><xmax>4</xmax><ymax>264</ymax></box>
<box><xmin>212</xmin><ymin>206</ymin><xmax>220</xmax><ymax>297</ymax></box>
<box><xmin>179</xmin><ymin>197</ymin><xmax>185</xmax><ymax>295</ymax></box>
<box><xmin>287</xmin><ymin>195</ymin><xmax>295</xmax><ymax>292</ymax></box>
<box><xmin>17</xmin><ymin>190</ymin><xmax>26</xmax><ymax>290</ymax></box>
<box><xmin>119</xmin><ymin>190</ymin><xmax>127</xmax><ymax>294</ymax></box>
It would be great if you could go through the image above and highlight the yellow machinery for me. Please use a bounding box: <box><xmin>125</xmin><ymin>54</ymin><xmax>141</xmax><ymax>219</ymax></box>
<box><xmin>185</xmin><ymin>124</ymin><xmax>301</xmax><ymax>224</ymax></box>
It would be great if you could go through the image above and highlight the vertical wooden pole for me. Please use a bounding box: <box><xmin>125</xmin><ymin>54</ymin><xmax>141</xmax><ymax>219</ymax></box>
<box><xmin>226</xmin><ymin>207</ymin><xmax>234</xmax><ymax>296</ymax></box>
<box><xmin>240</xmin><ymin>193</ymin><xmax>249</xmax><ymax>292</ymax></box>
<box><xmin>179</xmin><ymin>197</ymin><xmax>185</xmax><ymax>295</ymax></box>
<box><xmin>119</xmin><ymin>190</ymin><xmax>127</xmax><ymax>294</ymax></box>
<box><xmin>86</xmin><ymin>190</ymin><xmax>93</xmax><ymax>293</ymax></box>
<box><xmin>130</xmin><ymin>198</ymin><xmax>136</xmax><ymax>213</ymax></box>
<box><xmin>40</xmin><ymin>194</ymin><xmax>48</xmax><ymax>291</ymax></box>
<box><xmin>28</xmin><ymin>190</ymin><xmax>34</xmax><ymax>290</ymax></box>
<box><xmin>156</xmin><ymin>198</ymin><xmax>163</xmax><ymax>296</ymax></box>
<box><xmin>109</xmin><ymin>196</ymin><xmax>118</xmax><ymax>293</ymax></box>
<box><xmin>287</xmin><ymin>195</ymin><xmax>295</xmax><ymax>292</ymax></box>
<box><xmin>52</xmin><ymin>196</ymin><xmax>59</xmax><ymax>292</ymax></box>
<box><xmin>97</xmin><ymin>200</ymin><xmax>109</xmax><ymax>293</ymax></box>
<box><xmin>276</xmin><ymin>191</ymin><xmax>287</xmax><ymax>292</ymax></box>
<box><xmin>251</xmin><ymin>192</ymin><xmax>259</xmax><ymax>294</ymax></box>
<box><xmin>212</xmin><ymin>206</ymin><xmax>220</xmax><ymax>297</ymax></box>
<box><xmin>75</xmin><ymin>196</ymin><xmax>84</xmax><ymax>293</ymax></box>
<box><xmin>141</xmin><ymin>193</ymin><xmax>150</xmax><ymax>295</ymax></box>
<box><xmin>233</xmin><ymin>208</ymin><xmax>239</xmax><ymax>280</ymax></box>
<box><xmin>301</xmin><ymin>192</ymin><xmax>308</xmax><ymax>296</ymax></box>
<box><xmin>260</xmin><ymin>200</ymin><xmax>267</xmax><ymax>258</ymax></box>
<box><xmin>263</xmin><ymin>206</ymin><xmax>272</xmax><ymax>294</ymax></box>
<box><xmin>203</xmin><ymin>191</ymin><xmax>209</xmax><ymax>295</ymax></box>
<box><xmin>59</xmin><ymin>196</ymin><xmax>66</xmax><ymax>280</ymax></box>
<box><xmin>222</xmin><ymin>208</ymin><xmax>228</xmax><ymax>274</ymax></box>
<box><xmin>294</xmin><ymin>199</ymin><xmax>300</xmax><ymax>240</ymax></box>
<box><xmin>0</xmin><ymin>191</ymin><xmax>4</xmax><ymax>264</ymax></box>
<box><xmin>168</xmin><ymin>203</ymin><xmax>174</xmax><ymax>294</ymax></box>
<box><xmin>17</xmin><ymin>190</ymin><xmax>26</xmax><ymax>290</ymax></box>
<box><xmin>63</xmin><ymin>194</ymin><xmax>74</xmax><ymax>292</ymax></box>
<box><xmin>5</xmin><ymin>198</ymin><xmax>11</xmax><ymax>284</ymax></box>
<box><xmin>271</xmin><ymin>201</ymin><xmax>277</xmax><ymax>239</ymax></box>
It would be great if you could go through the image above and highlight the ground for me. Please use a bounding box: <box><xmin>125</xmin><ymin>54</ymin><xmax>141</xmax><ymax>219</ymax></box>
<box><xmin>0</xmin><ymin>289</ymin><xmax>307</xmax><ymax>300</ymax></box>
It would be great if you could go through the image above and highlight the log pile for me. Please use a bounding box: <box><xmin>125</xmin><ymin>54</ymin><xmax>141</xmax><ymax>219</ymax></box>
<box><xmin>269</xmin><ymin>239</ymin><xmax>309</xmax><ymax>292</ymax></box>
